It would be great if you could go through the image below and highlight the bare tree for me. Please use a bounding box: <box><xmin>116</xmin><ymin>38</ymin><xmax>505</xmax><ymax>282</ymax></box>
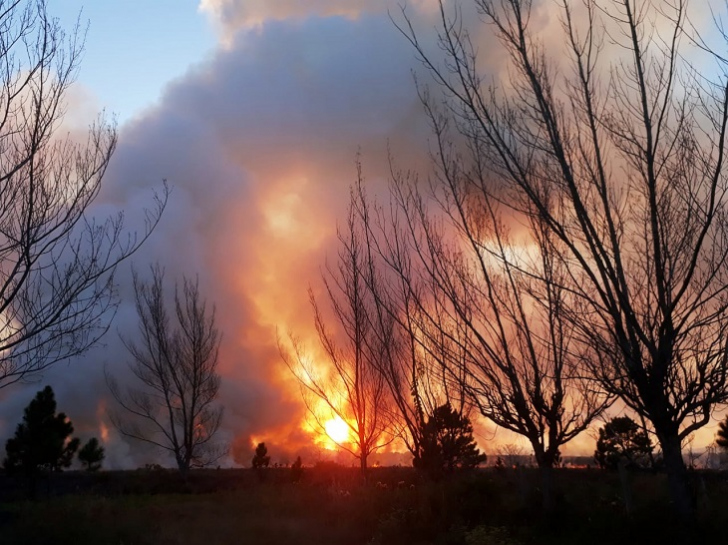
<box><xmin>365</xmin><ymin>153</ymin><xmax>609</xmax><ymax>507</ymax></box>
<box><xmin>497</xmin><ymin>443</ymin><xmax>528</xmax><ymax>469</ymax></box>
<box><xmin>281</xmin><ymin>192</ymin><xmax>392</xmax><ymax>476</ymax></box>
<box><xmin>0</xmin><ymin>1</ymin><xmax>167</xmax><ymax>388</ymax></box>
<box><xmin>347</xmin><ymin>169</ymin><xmax>475</xmax><ymax>470</ymax></box>
<box><xmin>107</xmin><ymin>267</ymin><xmax>224</xmax><ymax>475</ymax></box>
<box><xmin>396</xmin><ymin>0</ymin><xmax>728</xmax><ymax>515</ymax></box>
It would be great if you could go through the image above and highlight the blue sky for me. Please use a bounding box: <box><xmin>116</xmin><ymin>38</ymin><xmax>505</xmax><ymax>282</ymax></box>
<box><xmin>55</xmin><ymin>1</ymin><xmax>216</xmax><ymax>123</ymax></box>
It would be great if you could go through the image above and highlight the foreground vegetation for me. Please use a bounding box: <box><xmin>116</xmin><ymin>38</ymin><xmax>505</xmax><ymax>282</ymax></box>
<box><xmin>1</xmin><ymin>466</ymin><xmax>726</xmax><ymax>544</ymax></box>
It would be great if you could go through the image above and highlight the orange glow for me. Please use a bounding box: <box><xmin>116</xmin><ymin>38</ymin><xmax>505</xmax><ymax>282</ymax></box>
<box><xmin>96</xmin><ymin>399</ymin><xmax>109</xmax><ymax>444</ymax></box>
<box><xmin>324</xmin><ymin>416</ymin><xmax>350</xmax><ymax>445</ymax></box>
<box><xmin>99</xmin><ymin>421</ymin><xmax>109</xmax><ymax>444</ymax></box>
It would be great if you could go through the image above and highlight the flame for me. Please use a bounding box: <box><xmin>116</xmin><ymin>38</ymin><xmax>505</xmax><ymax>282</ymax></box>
<box><xmin>324</xmin><ymin>416</ymin><xmax>350</xmax><ymax>445</ymax></box>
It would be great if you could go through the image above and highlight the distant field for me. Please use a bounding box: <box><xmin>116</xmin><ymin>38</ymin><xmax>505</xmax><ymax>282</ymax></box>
<box><xmin>1</xmin><ymin>467</ymin><xmax>726</xmax><ymax>544</ymax></box>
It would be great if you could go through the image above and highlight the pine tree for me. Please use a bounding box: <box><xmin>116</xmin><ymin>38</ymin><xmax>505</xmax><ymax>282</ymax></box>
<box><xmin>291</xmin><ymin>456</ymin><xmax>303</xmax><ymax>483</ymax></box>
<box><xmin>594</xmin><ymin>417</ymin><xmax>654</xmax><ymax>470</ymax></box>
<box><xmin>3</xmin><ymin>386</ymin><xmax>80</xmax><ymax>477</ymax></box>
<box><xmin>251</xmin><ymin>442</ymin><xmax>270</xmax><ymax>469</ymax></box>
<box><xmin>78</xmin><ymin>437</ymin><xmax>105</xmax><ymax>471</ymax></box>
<box><xmin>716</xmin><ymin>417</ymin><xmax>728</xmax><ymax>451</ymax></box>
<box><xmin>414</xmin><ymin>403</ymin><xmax>486</xmax><ymax>478</ymax></box>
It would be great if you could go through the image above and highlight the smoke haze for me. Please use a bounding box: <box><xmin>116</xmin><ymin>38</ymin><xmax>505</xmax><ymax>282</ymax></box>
<box><xmin>5</xmin><ymin>0</ymin><xmax>717</xmax><ymax>468</ymax></box>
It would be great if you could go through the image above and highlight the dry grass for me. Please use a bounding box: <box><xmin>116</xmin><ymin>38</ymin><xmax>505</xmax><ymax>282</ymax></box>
<box><xmin>1</xmin><ymin>467</ymin><xmax>727</xmax><ymax>544</ymax></box>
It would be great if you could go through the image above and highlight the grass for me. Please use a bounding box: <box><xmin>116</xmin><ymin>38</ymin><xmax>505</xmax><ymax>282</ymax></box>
<box><xmin>1</xmin><ymin>467</ymin><xmax>726</xmax><ymax>544</ymax></box>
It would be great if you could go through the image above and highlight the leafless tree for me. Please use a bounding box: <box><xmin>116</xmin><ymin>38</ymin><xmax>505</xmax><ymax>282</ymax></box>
<box><xmin>107</xmin><ymin>267</ymin><xmax>224</xmax><ymax>475</ymax></box>
<box><xmin>497</xmin><ymin>443</ymin><xmax>528</xmax><ymax>468</ymax></box>
<box><xmin>281</xmin><ymin>192</ymin><xmax>393</xmax><ymax>476</ymax></box>
<box><xmin>351</xmin><ymin>174</ymin><xmax>472</xmax><ymax>466</ymax></box>
<box><xmin>396</xmin><ymin>0</ymin><xmax>728</xmax><ymax>515</ymax></box>
<box><xmin>367</xmin><ymin>154</ymin><xmax>609</xmax><ymax>507</ymax></box>
<box><xmin>0</xmin><ymin>0</ymin><xmax>166</xmax><ymax>389</ymax></box>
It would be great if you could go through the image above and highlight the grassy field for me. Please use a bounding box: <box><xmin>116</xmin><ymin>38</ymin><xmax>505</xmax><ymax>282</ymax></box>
<box><xmin>1</xmin><ymin>466</ymin><xmax>726</xmax><ymax>544</ymax></box>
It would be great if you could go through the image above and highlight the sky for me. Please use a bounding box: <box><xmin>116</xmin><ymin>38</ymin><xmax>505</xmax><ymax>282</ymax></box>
<box><xmin>0</xmin><ymin>0</ymin><xmax>726</xmax><ymax>469</ymax></box>
<box><xmin>0</xmin><ymin>0</ymin><xmax>448</xmax><ymax>469</ymax></box>
<box><xmin>55</xmin><ymin>0</ymin><xmax>216</xmax><ymax>124</ymax></box>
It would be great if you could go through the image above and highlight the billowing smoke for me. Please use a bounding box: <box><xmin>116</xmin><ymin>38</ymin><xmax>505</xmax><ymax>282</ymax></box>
<box><xmin>0</xmin><ymin>2</ymin><xmax>452</xmax><ymax>468</ymax></box>
<box><xmin>6</xmin><ymin>0</ymin><xmax>689</xmax><ymax>468</ymax></box>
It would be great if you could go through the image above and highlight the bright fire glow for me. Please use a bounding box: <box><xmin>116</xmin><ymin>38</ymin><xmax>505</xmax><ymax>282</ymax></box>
<box><xmin>324</xmin><ymin>416</ymin><xmax>350</xmax><ymax>444</ymax></box>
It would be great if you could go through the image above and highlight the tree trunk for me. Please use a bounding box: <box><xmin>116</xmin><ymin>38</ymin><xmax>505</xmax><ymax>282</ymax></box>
<box><xmin>360</xmin><ymin>452</ymin><xmax>368</xmax><ymax>482</ymax></box>
<box><xmin>516</xmin><ymin>465</ymin><xmax>529</xmax><ymax>508</ymax></box>
<box><xmin>533</xmin><ymin>445</ymin><xmax>555</xmax><ymax>512</ymax></box>
<box><xmin>617</xmin><ymin>458</ymin><xmax>634</xmax><ymax>513</ymax></box>
<box><xmin>659</xmin><ymin>433</ymin><xmax>694</xmax><ymax>518</ymax></box>
<box><xmin>177</xmin><ymin>455</ymin><xmax>189</xmax><ymax>481</ymax></box>
<box><xmin>539</xmin><ymin>464</ymin><xmax>554</xmax><ymax>513</ymax></box>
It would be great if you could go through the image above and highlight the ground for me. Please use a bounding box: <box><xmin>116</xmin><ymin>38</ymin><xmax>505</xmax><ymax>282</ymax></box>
<box><xmin>0</xmin><ymin>466</ymin><xmax>725</xmax><ymax>544</ymax></box>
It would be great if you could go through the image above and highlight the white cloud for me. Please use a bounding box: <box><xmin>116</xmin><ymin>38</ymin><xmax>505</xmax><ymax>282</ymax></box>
<box><xmin>198</xmin><ymin>0</ymin><xmax>442</xmax><ymax>41</ymax></box>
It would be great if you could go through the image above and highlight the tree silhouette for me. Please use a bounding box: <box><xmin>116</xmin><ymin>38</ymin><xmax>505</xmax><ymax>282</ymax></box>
<box><xmin>349</xmin><ymin>171</ymin><xmax>472</xmax><ymax>471</ymax></box>
<box><xmin>291</xmin><ymin>456</ymin><xmax>304</xmax><ymax>483</ymax></box>
<box><xmin>594</xmin><ymin>417</ymin><xmax>654</xmax><ymax>470</ymax></box>
<box><xmin>281</xmin><ymin>185</ymin><xmax>392</xmax><ymax>476</ymax></box>
<box><xmin>107</xmin><ymin>266</ymin><xmax>225</xmax><ymax>476</ymax></box>
<box><xmin>0</xmin><ymin>2</ymin><xmax>167</xmax><ymax>390</ymax></box>
<box><xmin>78</xmin><ymin>438</ymin><xmax>105</xmax><ymax>472</ymax></box>
<box><xmin>395</xmin><ymin>0</ymin><xmax>728</xmax><ymax>516</ymax></box>
<box><xmin>252</xmin><ymin>442</ymin><xmax>270</xmax><ymax>469</ymax></box>
<box><xmin>3</xmin><ymin>386</ymin><xmax>80</xmax><ymax>481</ymax></box>
<box><xmin>716</xmin><ymin>417</ymin><xmax>728</xmax><ymax>452</ymax></box>
<box><xmin>414</xmin><ymin>403</ymin><xmax>486</xmax><ymax>478</ymax></box>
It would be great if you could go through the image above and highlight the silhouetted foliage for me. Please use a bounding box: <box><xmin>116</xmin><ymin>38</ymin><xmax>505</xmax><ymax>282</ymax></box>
<box><xmin>716</xmin><ymin>417</ymin><xmax>728</xmax><ymax>453</ymax></box>
<box><xmin>78</xmin><ymin>438</ymin><xmax>105</xmax><ymax>472</ymax></box>
<box><xmin>413</xmin><ymin>403</ymin><xmax>486</xmax><ymax>478</ymax></box>
<box><xmin>3</xmin><ymin>386</ymin><xmax>80</xmax><ymax>478</ymax></box>
<box><xmin>291</xmin><ymin>456</ymin><xmax>303</xmax><ymax>482</ymax></box>
<box><xmin>252</xmin><ymin>443</ymin><xmax>270</xmax><ymax>469</ymax></box>
<box><xmin>594</xmin><ymin>417</ymin><xmax>654</xmax><ymax>470</ymax></box>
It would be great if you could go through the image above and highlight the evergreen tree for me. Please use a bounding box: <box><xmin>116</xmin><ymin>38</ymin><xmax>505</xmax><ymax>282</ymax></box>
<box><xmin>594</xmin><ymin>417</ymin><xmax>654</xmax><ymax>470</ymax></box>
<box><xmin>251</xmin><ymin>442</ymin><xmax>270</xmax><ymax>469</ymax></box>
<box><xmin>4</xmin><ymin>386</ymin><xmax>80</xmax><ymax>477</ymax></box>
<box><xmin>414</xmin><ymin>403</ymin><xmax>486</xmax><ymax>478</ymax></box>
<box><xmin>78</xmin><ymin>437</ymin><xmax>105</xmax><ymax>472</ymax></box>
<box><xmin>291</xmin><ymin>456</ymin><xmax>303</xmax><ymax>483</ymax></box>
<box><xmin>717</xmin><ymin>417</ymin><xmax>728</xmax><ymax>451</ymax></box>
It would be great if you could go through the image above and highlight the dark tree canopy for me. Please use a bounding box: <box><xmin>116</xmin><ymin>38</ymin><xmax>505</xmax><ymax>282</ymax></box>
<box><xmin>78</xmin><ymin>437</ymin><xmax>105</xmax><ymax>472</ymax></box>
<box><xmin>594</xmin><ymin>417</ymin><xmax>654</xmax><ymax>470</ymax></box>
<box><xmin>252</xmin><ymin>442</ymin><xmax>270</xmax><ymax>469</ymax></box>
<box><xmin>3</xmin><ymin>386</ymin><xmax>80</xmax><ymax>476</ymax></box>
<box><xmin>414</xmin><ymin>403</ymin><xmax>486</xmax><ymax>477</ymax></box>
<box><xmin>291</xmin><ymin>455</ymin><xmax>303</xmax><ymax>482</ymax></box>
<box><xmin>716</xmin><ymin>417</ymin><xmax>728</xmax><ymax>452</ymax></box>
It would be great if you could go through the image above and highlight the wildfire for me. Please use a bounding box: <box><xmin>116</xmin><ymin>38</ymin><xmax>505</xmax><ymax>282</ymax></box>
<box><xmin>324</xmin><ymin>416</ymin><xmax>350</xmax><ymax>445</ymax></box>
